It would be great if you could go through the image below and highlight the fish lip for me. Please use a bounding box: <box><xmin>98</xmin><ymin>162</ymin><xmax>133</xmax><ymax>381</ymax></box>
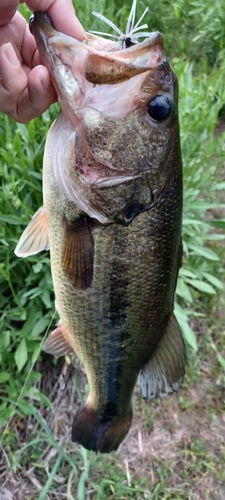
<box><xmin>29</xmin><ymin>11</ymin><xmax>167</xmax><ymax>127</ymax></box>
<box><xmin>29</xmin><ymin>12</ymin><xmax>56</xmax><ymax>38</ymax></box>
<box><xmin>29</xmin><ymin>11</ymin><xmax>164</xmax><ymax>59</ymax></box>
<box><xmin>29</xmin><ymin>12</ymin><xmax>58</xmax><ymax>58</ymax></box>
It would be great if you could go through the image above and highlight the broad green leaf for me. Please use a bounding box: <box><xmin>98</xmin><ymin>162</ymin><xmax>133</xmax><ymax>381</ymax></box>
<box><xmin>174</xmin><ymin>302</ymin><xmax>189</xmax><ymax>320</ymax></box>
<box><xmin>0</xmin><ymin>372</ymin><xmax>10</xmax><ymax>383</ymax></box>
<box><xmin>41</xmin><ymin>290</ymin><xmax>51</xmax><ymax>309</ymax></box>
<box><xmin>175</xmin><ymin>307</ymin><xmax>197</xmax><ymax>351</ymax></box>
<box><xmin>202</xmin><ymin>272</ymin><xmax>224</xmax><ymax>290</ymax></box>
<box><xmin>31</xmin><ymin>317</ymin><xmax>50</xmax><ymax>337</ymax></box>
<box><xmin>208</xmin><ymin>220</ymin><xmax>225</xmax><ymax>229</ymax></box>
<box><xmin>174</xmin><ymin>304</ymin><xmax>198</xmax><ymax>350</ymax></box>
<box><xmin>182</xmin><ymin>322</ymin><xmax>198</xmax><ymax>351</ymax></box>
<box><xmin>205</xmin><ymin>234</ymin><xmax>225</xmax><ymax>241</ymax></box>
<box><xmin>32</xmin><ymin>262</ymin><xmax>43</xmax><ymax>274</ymax></box>
<box><xmin>20</xmin><ymin>313</ymin><xmax>40</xmax><ymax>337</ymax></box>
<box><xmin>213</xmin><ymin>182</ymin><xmax>225</xmax><ymax>190</ymax></box>
<box><xmin>187</xmin><ymin>279</ymin><xmax>216</xmax><ymax>294</ymax></box>
<box><xmin>179</xmin><ymin>268</ymin><xmax>197</xmax><ymax>279</ymax></box>
<box><xmin>188</xmin><ymin>245</ymin><xmax>220</xmax><ymax>261</ymax></box>
<box><xmin>182</xmin><ymin>218</ymin><xmax>207</xmax><ymax>226</ymax></box>
<box><xmin>0</xmin><ymin>215</ymin><xmax>25</xmax><ymax>225</ymax></box>
<box><xmin>15</xmin><ymin>338</ymin><xmax>28</xmax><ymax>371</ymax></box>
<box><xmin>176</xmin><ymin>279</ymin><xmax>193</xmax><ymax>303</ymax></box>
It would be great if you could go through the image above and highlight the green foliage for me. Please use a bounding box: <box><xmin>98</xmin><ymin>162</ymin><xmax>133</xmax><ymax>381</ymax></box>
<box><xmin>0</xmin><ymin>108</ymin><xmax>57</xmax><ymax>427</ymax></box>
<box><xmin>173</xmin><ymin>59</ymin><xmax>225</xmax><ymax>348</ymax></box>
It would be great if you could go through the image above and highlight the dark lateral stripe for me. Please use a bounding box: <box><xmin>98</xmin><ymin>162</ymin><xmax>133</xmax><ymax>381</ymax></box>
<box><xmin>61</xmin><ymin>216</ymin><xmax>94</xmax><ymax>290</ymax></box>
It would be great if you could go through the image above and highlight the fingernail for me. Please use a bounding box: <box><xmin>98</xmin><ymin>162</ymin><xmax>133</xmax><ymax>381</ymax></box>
<box><xmin>4</xmin><ymin>42</ymin><xmax>19</xmax><ymax>67</ymax></box>
<box><xmin>41</xmin><ymin>75</ymin><xmax>52</xmax><ymax>93</ymax></box>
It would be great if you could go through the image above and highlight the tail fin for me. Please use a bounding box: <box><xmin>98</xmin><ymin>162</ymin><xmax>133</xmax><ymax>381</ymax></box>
<box><xmin>72</xmin><ymin>404</ymin><xmax>132</xmax><ymax>453</ymax></box>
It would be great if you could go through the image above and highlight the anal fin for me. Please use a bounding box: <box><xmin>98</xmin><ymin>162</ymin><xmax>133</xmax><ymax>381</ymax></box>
<box><xmin>15</xmin><ymin>206</ymin><xmax>49</xmax><ymax>257</ymax></box>
<box><xmin>43</xmin><ymin>320</ymin><xmax>75</xmax><ymax>358</ymax></box>
<box><xmin>138</xmin><ymin>313</ymin><xmax>186</xmax><ymax>399</ymax></box>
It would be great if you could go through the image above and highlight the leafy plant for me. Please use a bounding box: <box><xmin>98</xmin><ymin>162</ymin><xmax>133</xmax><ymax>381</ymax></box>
<box><xmin>174</xmin><ymin>60</ymin><xmax>225</xmax><ymax>349</ymax></box>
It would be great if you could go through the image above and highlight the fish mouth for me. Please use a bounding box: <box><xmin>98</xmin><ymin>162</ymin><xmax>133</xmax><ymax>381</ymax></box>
<box><xmin>29</xmin><ymin>12</ymin><xmax>65</xmax><ymax>91</ymax></box>
<box><xmin>29</xmin><ymin>11</ymin><xmax>165</xmax><ymax>60</ymax></box>
<box><xmin>29</xmin><ymin>11</ymin><xmax>55</xmax><ymax>41</ymax></box>
<box><xmin>29</xmin><ymin>11</ymin><xmax>165</xmax><ymax>76</ymax></box>
<box><xmin>29</xmin><ymin>12</ymin><xmax>166</xmax><ymax>125</ymax></box>
<box><xmin>29</xmin><ymin>12</ymin><xmax>83</xmax><ymax>95</ymax></box>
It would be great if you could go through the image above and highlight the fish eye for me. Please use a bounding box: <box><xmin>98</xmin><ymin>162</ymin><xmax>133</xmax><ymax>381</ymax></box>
<box><xmin>147</xmin><ymin>95</ymin><xmax>172</xmax><ymax>121</ymax></box>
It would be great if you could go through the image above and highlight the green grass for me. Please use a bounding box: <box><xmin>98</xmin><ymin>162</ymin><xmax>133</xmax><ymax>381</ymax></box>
<box><xmin>0</xmin><ymin>0</ymin><xmax>225</xmax><ymax>498</ymax></box>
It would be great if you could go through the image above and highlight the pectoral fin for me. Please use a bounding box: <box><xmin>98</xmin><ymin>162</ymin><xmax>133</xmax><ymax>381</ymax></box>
<box><xmin>43</xmin><ymin>320</ymin><xmax>75</xmax><ymax>358</ymax></box>
<box><xmin>138</xmin><ymin>313</ymin><xmax>186</xmax><ymax>399</ymax></box>
<box><xmin>15</xmin><ymin>206</ymin><xmax>49</xmax><ymax>257</ymax></box>
<box><xmin>61</xmin><ymin>217</ymin><xmax>94</xmax><ymax>290</ymax></box>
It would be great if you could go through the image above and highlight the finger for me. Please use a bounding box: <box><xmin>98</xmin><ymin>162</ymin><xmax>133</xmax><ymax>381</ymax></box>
<box><xmin>0</xmin><ymin>43</ymin><xmax>56</xmax><ymax>122</ymax></box>
<box><xmin>0</xmin><ymin>0</ymin><xmax>19</xmax><ymax>26</ymax></box>
<box><xmin>14</xmin><ymin>65</ymin><xmax>57</xmax><ymax>122</ymax></box>
<box><xmin>25</xmin><ymin>0</ymin><xmax>85</xmax><ymax>39</ymax></box>
<box><xmin>0</xmin><ymin>12</ymin><xmax>27</xmax><ymax>63</ymax></box>
<box><xmin>0</xmin><ymin>42</ymin><xmax>27</xmax><ymax>114</ymax></box>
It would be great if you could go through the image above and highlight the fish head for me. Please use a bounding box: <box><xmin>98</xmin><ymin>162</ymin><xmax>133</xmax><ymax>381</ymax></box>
<box><xmin>30</xmin><ymin>12</ymin><xmax>181</xmax><ymax>224</ymax></box>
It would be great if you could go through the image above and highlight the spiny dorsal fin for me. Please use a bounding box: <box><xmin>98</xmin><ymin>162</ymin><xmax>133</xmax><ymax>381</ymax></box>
<box><xmin>61</xmin><ymin>216</ymin><xmax>94</xmax><ymax>290</ymax></box>
<box><xmin>15</xmin><ymin>206</ymin><xmax>49</xmax><ymax>257</ymax></box>
<box><xmin>43</xmin><ymin>320</ymin><xmax>75</xmax><ymax>358</ymax></box>
<box><xmin>138</xmin><ymin>313</ymin><xmax>186</xmax><ymax>399</ymax></box>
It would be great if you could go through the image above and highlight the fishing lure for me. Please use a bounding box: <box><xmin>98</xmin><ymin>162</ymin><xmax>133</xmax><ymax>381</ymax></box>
<box><xmin>91</xmin><ymin>0</ymin><xmax>152</xmax><ymax>49</ymax></box>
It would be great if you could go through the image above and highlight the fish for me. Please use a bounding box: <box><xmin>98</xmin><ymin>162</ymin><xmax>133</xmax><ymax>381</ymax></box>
<box><xmin>15</xmin><ymin>3</ymin><xmax>185</xmax><ymax>453</ymax></box>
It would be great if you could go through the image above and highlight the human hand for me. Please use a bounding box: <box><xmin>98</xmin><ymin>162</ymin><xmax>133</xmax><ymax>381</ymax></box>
<box><xmin>0</xmin><ymin>0</ymin><xmax>85</xmax><ymax>122</ymax></box>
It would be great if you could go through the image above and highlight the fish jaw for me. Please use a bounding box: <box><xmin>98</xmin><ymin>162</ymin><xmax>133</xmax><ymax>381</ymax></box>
<box><xmin>29</xmin><ymin>12</ymin><xmax>165</xmax><ymax>126</ymax></box>
<box><xmin>29</xmin><ymin>12</ymin><xmax>88</xmax><ymax>127</ymax></box>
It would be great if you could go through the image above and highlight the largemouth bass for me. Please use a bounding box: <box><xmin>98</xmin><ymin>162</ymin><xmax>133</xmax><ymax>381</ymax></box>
<box><xmin>15</xmin><ymin>6</ymin><xmax>185</xmax><ymax>453</ymax></box>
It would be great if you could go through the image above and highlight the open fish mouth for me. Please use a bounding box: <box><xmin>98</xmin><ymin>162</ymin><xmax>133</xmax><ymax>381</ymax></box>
<box><xmin>29</xmin><ymin>12</ymin><xmax>166</xmax><ymax>123</ymax></box>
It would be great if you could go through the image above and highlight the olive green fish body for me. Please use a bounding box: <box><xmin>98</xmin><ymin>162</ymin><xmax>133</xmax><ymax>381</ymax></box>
<box><xmin>15</xmin><ymin>11</ymin><xmax>185</xmax><ymax>453</ymax></box>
